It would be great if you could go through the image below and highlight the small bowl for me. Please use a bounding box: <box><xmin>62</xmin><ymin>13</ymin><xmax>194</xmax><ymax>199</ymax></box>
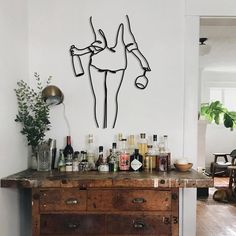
<box><xmin>174</xmin><ymin>163</ymin><xmax>193</xmax><ymax>172</ymax></box>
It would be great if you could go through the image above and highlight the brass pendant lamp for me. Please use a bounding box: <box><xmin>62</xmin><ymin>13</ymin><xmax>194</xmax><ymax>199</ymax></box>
<box><xmin>42</xmin><ymin>85</ymin><xmax>64</xmax><ymax>105</ymax></box>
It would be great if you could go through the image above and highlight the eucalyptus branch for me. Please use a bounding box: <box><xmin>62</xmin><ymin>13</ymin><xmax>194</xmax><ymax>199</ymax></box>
<box><xmin>15</xmin><ymin>73</ymin><xmax>52</xmax><ymax>147</ymax></box>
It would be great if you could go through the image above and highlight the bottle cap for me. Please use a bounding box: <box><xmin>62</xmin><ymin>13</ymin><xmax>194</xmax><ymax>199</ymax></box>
<box><xmin>112</xmin><ymin>143</ymin><xmax>117</xmax><ymax>149</ymax></box>
<box><xmin>134</xmin><ymin>149</ymin><xmax>139</xmax><ymax>154</ymax></box>
<box><xmin>99</xmin><ymin>146</ymin><xmax>103</xmax><ymax>151</ymax></box>
<box><xmin>147</xmin><ymin>145</ymin><xmax>153</xmax><ymax>149</ymax></box>
<box><xmin>153</xmin><ymin>135</ymin><xmax>157</xmax><ymax>141</ymax></box>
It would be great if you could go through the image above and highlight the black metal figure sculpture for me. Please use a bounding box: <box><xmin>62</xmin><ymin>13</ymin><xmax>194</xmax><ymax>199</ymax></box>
<box><xmin>70</xmin><ymin>15</ymin><xmax>151</xmax><ymax>129</ymax></box>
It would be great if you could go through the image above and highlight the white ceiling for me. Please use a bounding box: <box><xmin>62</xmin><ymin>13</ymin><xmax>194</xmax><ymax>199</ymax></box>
<box><xmin>200</xmin><ymin>17</ymin><xmax>236</xmax><ymax>72</ymax></box>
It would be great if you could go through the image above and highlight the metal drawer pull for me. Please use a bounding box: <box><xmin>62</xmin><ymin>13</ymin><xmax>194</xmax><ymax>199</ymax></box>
<box><xmin>132</xmin><ymin>198</ymin><xmax>146</xmax><ymax>203</ymax></box>
<box><xmin>133</xmin><ymin>221</ymin><xmax>145</xmax><ymax>229</ymax></box>
<box><xmin>65</xmin><ymin>198</ymin><xmax>79</xmax><ymax>205</ymax></box>
<box><xmin>67</xmin><ymin>222</ymin><xmax>79</xmax><ymax>229</ymax></box>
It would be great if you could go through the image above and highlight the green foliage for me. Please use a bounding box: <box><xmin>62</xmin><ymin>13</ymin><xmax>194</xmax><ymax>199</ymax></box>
<box><xmin>14</xmin><ymin>73</ymin><xmax>52</xmax><ymax>147</ymax></box>
<box><xmin>200</xmin><ymin>101</ymin><xmax>236</xmax><ymax>130</ymax></box>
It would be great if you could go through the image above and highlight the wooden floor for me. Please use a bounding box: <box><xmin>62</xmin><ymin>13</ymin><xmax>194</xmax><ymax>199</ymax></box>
<box><xmin>197</xmin><ymin>177</ymin><xmax>236</xmax><ymax>236</ymax></box>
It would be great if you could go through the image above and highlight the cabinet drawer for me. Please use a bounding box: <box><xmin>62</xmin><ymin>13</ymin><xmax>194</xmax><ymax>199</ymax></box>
<box><xmin>106</xmin><ymin>214</ymin><xmax>171</xmax><ymax>235</ymax></box>
<box><xmin>40</xmin><ymin>189</ymin><xmax>87</xmax><ymax>212</ymax></box>
<box><xmin>40</xmin><ymin>214</ymin><xmax>105</xmax><ymax>235</ymax></box>
<box><xmin>88</xmin><ymin>189</ymin><xmax>171</xmax><ymax>211</ymax></box>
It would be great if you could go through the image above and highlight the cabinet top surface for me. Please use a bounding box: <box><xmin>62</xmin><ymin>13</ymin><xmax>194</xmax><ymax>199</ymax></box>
<box><xmin>1</xmin><ymin>169</ymin><xmax>213</xmax><ymax>189</ymax></box>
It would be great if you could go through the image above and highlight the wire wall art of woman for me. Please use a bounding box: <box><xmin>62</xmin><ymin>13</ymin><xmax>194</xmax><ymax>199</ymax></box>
<box><xmin>70</xmin><ymin>15</ymin><xmax>151</xmax><ymax>129</ymax></box>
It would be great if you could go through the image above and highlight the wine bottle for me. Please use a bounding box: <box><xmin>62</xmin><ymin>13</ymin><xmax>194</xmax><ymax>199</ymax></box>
<box><xmin>63</xmin><ymin>136</ymin><xmax>74</xmax><ymax>158</ymax></box>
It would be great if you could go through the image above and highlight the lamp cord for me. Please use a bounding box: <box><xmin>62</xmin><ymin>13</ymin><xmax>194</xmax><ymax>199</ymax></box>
<box><xmin>62</xmin><ymin>102</ymin><xmax>71</xmax><ymax>136</ymax></box>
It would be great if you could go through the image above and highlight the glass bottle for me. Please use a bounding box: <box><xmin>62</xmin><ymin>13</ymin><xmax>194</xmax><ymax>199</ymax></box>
<box><xmin>72</xmin><ymin>153</ymin><xmax>79</xmax><ymax>172</ymax></box>
<box><xmin>152</xmin><ymin>134</ymin><xmax>159</xmax><ymax>155</ymax></box>
<box><xmin>163</xmin><ymin>135</ymin><xmax>171</xmax><ymax>170</ymax></box>
<box><xmin>79</xmin><ymin>151</ymin><xmax>89</xmax><ymax>171</ymax></box>
<box><xmin>65</xmin><ymin>154</ymin><xmax>73</xmax><ymax>172</ymax></box>
<box><xmin>144</xmin><ymin>144</ymin><xmax>156</xmax><ymax>171</ymax></box>
<box><xmin>95</xmin><ymin>146</ymin><xmax>109</xmax><ymax>172</ymax></box>
<box><xmin>130</xmin><ymin>149</ymin><xmax>143</xmax><ymax>171</ymax></box>
<box><xmin>128</xmin><ymin>135</ymin><xmax>136</xmax><ymax>155</ymax></box>
<box><xmin>108</xmin><ymin>143</ymin><xmax>118</xmax><ymax>172</ymax></box>
<box><xmin>138</xmin><ymin>133</ymin><xmax>148</xmax><ymax>157</ymax></box>
<box><xmin>117</xmin><ymin>133</ymin><xmax>123</xmax><ymax>155</ymax></box>
<box><xmin>119</xmin><ymin>138</ymin><xmax>130</xmax><ymax>171</ymax></box>
<box><xmin>157</xmin><ymin>136</ymin><xmax>168</xmax><ymax>172</ymax></box>
<box><xmin>63</xmin><ymin>136</ymin><xmax>74</xmax><ymax>159</ymax></box>
<box><xmin>96</xmin><ymin>146</ymin><xmax>104</xmax><ymax>168</ymax></box>
<box><xmin>58</xmin><ymin>149</ymin><xmax>66</xmax><ymax>172</ymax></box>
<box><xmin>86</xmin><ymin>134</ymin><xmax>95</xmax><ymax>170</ymax></box>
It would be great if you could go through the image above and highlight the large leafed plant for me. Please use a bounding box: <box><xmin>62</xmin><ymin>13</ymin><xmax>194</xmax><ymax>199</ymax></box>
<box><xmin>200</xmin><ymin>100</ymin><xmax>236</xmax><ymax>130</ymax></box>
<box><xmin>14</xmin><ymin>73</ymin><xmax>51</xmax><ymax>148</ymax></box>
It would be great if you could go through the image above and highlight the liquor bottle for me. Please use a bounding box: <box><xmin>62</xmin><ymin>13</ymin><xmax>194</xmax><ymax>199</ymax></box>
<box><xmin>79</xmin><ymin>151</ymin><xmax>89</xmax><ymax>171</ymax></box>
<box><xmin>58</xmin><ymin>149</ymin><xmax>66</xmax><ymax>172</ymax></box>
<box><xmin>96</xmin><ymin>146</ymin><xmax>104</xmax><ymax>168</ymax></box>
<box><xmin>63</xmin><ymin>136</ymin><xmax>74</xmax><ymax>158</ymax></box>
<box><xmin>157</xmin><ymin>136</ymin><xmax>168</xmax><ymax>172</ymax></box>
<box><xmin>86</xmin><ymin>134</ymin><xmax>96</xmax><ymax>170</ymax></box>
<box><xmin>138</xmin><ymin>133</ymin><xmax>148</xmax><ymax>157</ymax></box>
<box><xmin>119</xmin><ymin>138</ymin><xmax>130</xmax><ymax>171</ymax></box>
<box><xmin>108</xmin><ymin>143</ymin><xmax>118</xmax><ymax>172</ymax></box>
<box><xmin>116</xmin><ymin>133</ymin><xmax>123</xmax><ymax>155</ymax></box>
<box><xmin>130</xmin><ymin>149</ymin><xmax>143</xmax><ymax>171</ymax></box>
<box><xmin>152</xmin><ymin>134</ymin><xmax>159</xmax><ymax>155</ymax></box>
<box><xmin>128</xmin><ymin>135</ymin><xmax>136</xmax><ymax>155</ymax></box>
<box><xmin>163</xmin><ymin>135</ymin><xmax>171</xmax><ymax>170</ymax></box>
<box><xmin>144</xmin><ymin>145</ymin><xmax>156</xmax><ymax>171</ymax></box>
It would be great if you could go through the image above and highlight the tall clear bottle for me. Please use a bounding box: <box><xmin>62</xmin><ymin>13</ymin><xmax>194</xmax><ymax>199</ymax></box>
<box><xmin>157</xmin><ymin>136</ymin><xmax>168</xmax><ymax>172</ymax></box>
<box><xmin>163</xmin><ymin>135</ymin><xmax>171</xmax><ymax>170</ymax></box>
<box><xmin>138</xmin><ymin>133</ymin><xmax>148</xmax><ymax>157</ymax></box>
<box><xmin>86</xmin><ymin>134</ymin><xmax>95</xmax><ymax>170</ymax></box>
<box><xmin>152</xmin><ymin>134</ymin><xmax>159</xmax><ymax>154</ymax></box>
<box><xmin>128</xmin><ymin>135</ymin><xmax>136</xmax><ymax>155</ymax></box>
<box><xmin>119</xmin><ymin>138</ymin><xmax>130</xmax><ymax>171</ymax></box>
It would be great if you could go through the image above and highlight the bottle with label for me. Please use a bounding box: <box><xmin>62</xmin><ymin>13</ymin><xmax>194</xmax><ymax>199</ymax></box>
<box><xmin>108</xmin><ymin>143</ymin><xmax>118</xmax><ymax>172</ymax></box>
<box><xmin>119</xmin><ymin>138</ymin><xmax>130</xmax><ymax>171</ymax></box>
<box><xmin>72</xmin><ymin>154</ymin><xmax>79</xmax><ymax>172</ymax></box>
<box><xmin>65</xmin><ymin>154</ymin><xmax>73</xmax><ymax>172</ymax></box>
<box><xmin>79</xmin><ymin>151</ymin><xmax>89</xmax><ymax>171</ymax></box>
<box><xmin>96</xmin><ymin>146</ymin><xmax>104</xmax><ymax>168</ymax></box>
<box><xmin>144</xmin><ymin>145</ymin><xmax>156</xmax><ymax>171</ymax></box>
<box><xmin>58</xmin><ymin>149</ymin><xmax>66</xmax><ymax>172</ymax></box>
<box><xmin>63</xmin><ymin>136</ymin><xmax>74</xmax><ymax>159</ymax></box>
<box><xmin>157</xmin><ymin>136</ymin><xmax>168</xmax><ymax>172</ymax></box>
<box><xmin>86</xmin><ymin>134</ymin><xmax>96</xmax><ymax>170</ymax></box>
<box><xmin>130</xmin><ymin>149</ymin><xmax>143</xmax><ymax>171</ymax></box>
<box><xmin>128</xmin><ymin>135</ymin><xmax>136</xmax><ymax>155</ymax></box>
<box><xmin>117</xmin><ymin>133</ymin><xmax>123</xmax><ymax>156</ymax></box>
<box><xmin>138</xmin><ymin>133</ymin><xmax>148</xmax><ymax>157</ymax></box>
<box><xmin>163</xmin><ymin>135</ymin><xmax>171</xmax><ymax>170</ymax></box>
<box><xmin>152</xmin><ymin>134</ymin><xmax>159</xmax><ymax>155</ymax></box>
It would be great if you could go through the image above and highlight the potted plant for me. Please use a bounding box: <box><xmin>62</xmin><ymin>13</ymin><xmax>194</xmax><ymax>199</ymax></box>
<box><xmin>14</xmin><ymin>73</ymin><xmax>51</xmax><ymax>168</ymax></box>
<box><xmin>200</xmin><ymin>100</ymin><xmax>236</xmax><ymax>130</ymax></box>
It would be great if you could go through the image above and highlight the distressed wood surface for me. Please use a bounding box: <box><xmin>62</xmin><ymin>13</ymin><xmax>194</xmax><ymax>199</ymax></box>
<box><xmin>1</xmin><ymin>169</ymin><xmax>213</xmax><ymax>189</ymax></box>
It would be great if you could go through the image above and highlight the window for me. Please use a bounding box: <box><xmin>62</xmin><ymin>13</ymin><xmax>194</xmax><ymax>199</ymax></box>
<box><xmin>210</xmin><ymin>87</ymin><xmax>236</xmax><ymax>111</ymax></box>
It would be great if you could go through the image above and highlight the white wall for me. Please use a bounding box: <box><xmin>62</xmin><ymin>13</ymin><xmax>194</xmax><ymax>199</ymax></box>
<box><xmin>0</xmin><ymin>0</ymin><xmax>30</xmax><ymax>235</ymax></box>
<box><xmin>28</xmin><ymin>0</ymin><xmax>185</xmax><ymax>159</ymax></box>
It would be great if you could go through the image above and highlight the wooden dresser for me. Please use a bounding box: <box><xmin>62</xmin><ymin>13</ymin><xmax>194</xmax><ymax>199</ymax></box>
<box><xmin>1</xmin><ymin>170</ymin><xmax>213</xmax><ymax>236</ymax></box>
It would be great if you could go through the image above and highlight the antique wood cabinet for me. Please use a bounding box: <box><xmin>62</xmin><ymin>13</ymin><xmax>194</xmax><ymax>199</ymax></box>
<box><xmin>1</xmin><ymin>170</ymin><xmax>213</xmax><ymax>236</ymax></box>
